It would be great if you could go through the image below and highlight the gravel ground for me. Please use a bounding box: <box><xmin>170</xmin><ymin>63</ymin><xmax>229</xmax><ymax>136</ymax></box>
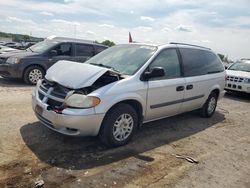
<box><xmin>0</xmin><ymin>77</ymin><xmax>249</xmax><ymax>188</ymax></box>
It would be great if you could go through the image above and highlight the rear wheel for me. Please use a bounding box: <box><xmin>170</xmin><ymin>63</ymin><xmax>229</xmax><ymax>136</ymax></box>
<box><xmin>199</xmin><ymin>92</ymin><xmax>218</xmax><ymax>118</ymax></box>
<box><xmin>99</xmin><ymin>104</ymin><xmax>138</xmax><ymax>147</ymax></box>
<box><xmin>23</xmin><ymin>66</ymin><xmax>44</xmax><ymax>85</ymax></box>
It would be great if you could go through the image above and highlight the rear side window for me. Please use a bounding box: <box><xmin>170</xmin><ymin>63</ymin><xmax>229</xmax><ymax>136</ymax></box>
<box><xmin>149</xmin><ymin>49</ymin><xmax>181</xmax><ymax>79</ymax></box>
<box><xmin>75</xmin><ymin>44</ymin><xmax>94</xmax><ymax>56</ymax></box>
<box><xmin>180</xmin><ymin>48</ymin><xmax>224</xmax><ymax>77</ymax></box>
<box><xmin>94</xmin><ymin>45</ymin><xmax>107</xmax><ymax>54</ymax></box>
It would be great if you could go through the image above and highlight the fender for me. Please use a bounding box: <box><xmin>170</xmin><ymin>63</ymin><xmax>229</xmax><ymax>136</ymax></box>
<box><xmin>94</xmin><ymin>91</ymin><xmax>147</xmax><ymax>116</ymax></box>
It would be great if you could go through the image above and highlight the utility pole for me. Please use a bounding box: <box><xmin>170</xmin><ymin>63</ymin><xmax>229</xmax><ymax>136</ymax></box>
<box><xmin>74</xmin><ymin>24</ymin><xmax>76</xmax><ymax>38</ymax></box>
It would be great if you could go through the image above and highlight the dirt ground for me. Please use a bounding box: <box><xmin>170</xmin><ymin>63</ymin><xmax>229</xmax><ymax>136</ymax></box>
<box><xmin>0</xmin><ymin>76</ymin><xmax>249</xmax><ymax>188</ymax></box>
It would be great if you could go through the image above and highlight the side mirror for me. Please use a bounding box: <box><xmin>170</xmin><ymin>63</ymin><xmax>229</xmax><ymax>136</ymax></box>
<box><xmin>142</xmin><ymin>67</ymin><xmax>165</xmax><ymax>80</ymax></box>
<box><xmin>49</xmin><ymin>50</ymin><xmax>57</xmax><ymax>57</ymax></box>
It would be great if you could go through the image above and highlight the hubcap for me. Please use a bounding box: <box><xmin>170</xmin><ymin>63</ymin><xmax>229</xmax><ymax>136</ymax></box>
<box><xmin>29</xmin><ymin>69</ymin><xmax>43</xmax><ymax>84</ymax></box>
<box><xmin>208</xmin><ymin>97</ymin><xmax>216</xmax><ymax>114</ymax></box>
<box><xmin>113</xmin><ymin>113</ymin><xmax>134</xmax><ymax>142</ymax></box>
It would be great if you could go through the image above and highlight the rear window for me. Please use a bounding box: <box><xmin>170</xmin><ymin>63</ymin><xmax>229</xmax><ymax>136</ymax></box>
<box><xmin>180</xmin><ymin>48</ymin><xmax>224</xmax><ymax>77</ymax></box>
<box><xmin>75</xmin><ymin>44</ymin><xmax>94</xmax><ymax>56</ymax></box>
<box><xmin>94</xmin><ymin>45</ymin><xmax>107</xmax><ymax>54</ymax></box>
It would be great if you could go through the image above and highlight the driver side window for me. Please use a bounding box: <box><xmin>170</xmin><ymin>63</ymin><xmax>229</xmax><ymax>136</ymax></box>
<box><xmin>53</xmin><ymin>43</ymin><xmax>72</xmax><ymax>56</ymax></box>
<box><xmin>149</xmin><ymin>49</ymin><xmax>181</xmax><ymax>79</ymax></box>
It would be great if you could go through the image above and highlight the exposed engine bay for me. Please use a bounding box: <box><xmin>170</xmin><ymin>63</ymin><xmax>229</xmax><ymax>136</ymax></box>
<box><xmin>39</xmin><ymin>70</ymin><xmax>123</xmax><ymax>110</ymax></box>
<box><xmin>80</xmin><ymin>71</ymin><xmax>123</xmax><ymax>94</ymax></box>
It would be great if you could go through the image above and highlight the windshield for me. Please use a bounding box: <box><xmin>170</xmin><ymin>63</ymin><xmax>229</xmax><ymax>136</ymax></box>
<box><xmin>86</xmin><ymin>44</ymin><xmax>157</xmax><ymax>75</ymax></box>
<box><xmin>29</xmin><ymin>40</ymin><xmax>58</xmax><ymax>53</ymax></box>
<box><xmin>228</xmin><ymin>62</ymin><xmax>250</xmax><ymax>72</ymax></box>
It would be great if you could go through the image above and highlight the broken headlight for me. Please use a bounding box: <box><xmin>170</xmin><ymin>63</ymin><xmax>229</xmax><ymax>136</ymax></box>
<box><xmin>64</xmin><ymin>92</ymin><xmax>100</xmax><ymax>108</ymax></box>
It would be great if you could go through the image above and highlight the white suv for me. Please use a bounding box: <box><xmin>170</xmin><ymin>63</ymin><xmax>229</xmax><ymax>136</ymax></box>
<box><xmin>225</xmin><ymin>60</ymin><xmax>250</xmax><ymax>93</ymax></box>
<box><xmin>32</xmin><ymin>43</ymin><xmax>226</xmax><ymax>147</ymax></box>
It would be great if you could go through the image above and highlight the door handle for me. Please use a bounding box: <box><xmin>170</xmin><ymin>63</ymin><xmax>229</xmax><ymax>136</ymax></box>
<box><xmin>186</xmin><ymin>84</ymin><xmax>193</xmax><ymax>90</ymax></box>
<box><xmin>176</xmin><ymin>86</ymin><xmax>184</xmax><ymax>91</ymax></box>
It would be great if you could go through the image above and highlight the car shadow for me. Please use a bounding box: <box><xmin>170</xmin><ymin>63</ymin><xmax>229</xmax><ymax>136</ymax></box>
<box><xmin>224</xmin><ymin>91</ymin><xmax>250</xmax><ymax>103</ymax></box>
<box><xmin>20</xmin><ymin>111</ymin><xmax>225</xmax><ymax>170</ymax></box>
<box><xmin>0</xmin><ymin>77</ymin><xmax>31</xmax><ymax>88</ymax></box>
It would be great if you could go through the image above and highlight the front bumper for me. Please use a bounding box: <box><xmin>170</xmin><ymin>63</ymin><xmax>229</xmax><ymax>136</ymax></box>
<box><xmin>0</xmin><ymin>63</ymin><xmax>22</xmax><ymax>78</ymax></box>
<box><xmin>218</xmin><ymin>90</ymin><xmax>226</xmax><ymax>100</ymax></box>
<box><xmin>225</xmin><ymin>81</ymin><xmax>250</xmax><ymax>93</ymax></box>
<box><xmin>32</xmin><ymin>85</ymin><xmax>105</xmax><ymax>136</ymax></box>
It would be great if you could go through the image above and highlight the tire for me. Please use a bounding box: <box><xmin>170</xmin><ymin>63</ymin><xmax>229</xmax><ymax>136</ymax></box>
<box><xmin>99</xmin><ymin>104</ymin><xmax>138</xmax><ymax>147</ymax></box>
<box><xmin>199</xmin><ymin>92</ymin><xmax>218</xmax><ymax>118</ymax></box>
<box><xmin>23</xmin><ymin>66</ymin><xmax>45</xmax><ymax>85</ymax></box>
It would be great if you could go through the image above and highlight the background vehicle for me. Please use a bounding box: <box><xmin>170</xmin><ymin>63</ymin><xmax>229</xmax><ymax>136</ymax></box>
<box><xmin>225</xmin><ymin>60</ymin><xmax>250</xmax><ymax>93</ymax></box>
<box><xmin>3</xmin><ymin>42</ymin><xmax>22</xmax><ymax>49</ymax></box>
<box><xmin>0</xmin><ymin>45</ymin><xmax>21</xmax><ymax>54</ymax></box>
<box><xmin>32</xmin><ymin>43</ymin><xmax>225</xmax><ymax>147</ymax></box>
<box><xmin>0</xmin><ymin>36</ymin><xmax>108</xmax><ymax>84</ymax></box>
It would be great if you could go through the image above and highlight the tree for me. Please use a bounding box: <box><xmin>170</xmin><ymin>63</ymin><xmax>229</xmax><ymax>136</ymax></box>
<box><xmin>23</xmin><ymin>35</ymin><xmax>30</xmax><ymax>42</ymax></box>
<box><xmin>12</xmin><ymin>34</ymin><xmax>20</xmax><ymax>42</ymax></box>
<box><xmin>101</xmin><ymin>40</ymin><xmax>115</xmax><ymax>47</ymax></box>
<box><xmin>217</xmin><ymin>53</ymin><xmax>225</xmax><ymax>61</ymax></box>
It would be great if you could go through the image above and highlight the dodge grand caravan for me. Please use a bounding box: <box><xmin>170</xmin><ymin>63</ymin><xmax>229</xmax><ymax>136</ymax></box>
<box><xmin>0</xmin><ymin>36</ymin><xmax>107</xmax><ymax>84</ymax></box>
<box><xmin>32</xmin><ymin>42</ymin><xmax>226</xmax><ymax>147</ymax></box>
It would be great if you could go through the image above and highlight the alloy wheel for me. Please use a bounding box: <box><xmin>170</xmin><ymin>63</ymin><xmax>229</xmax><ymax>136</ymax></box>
<box><xmin>112</xmin><ymin>113</ymin><xmax>134</xmax><ymax>142</ymax></box>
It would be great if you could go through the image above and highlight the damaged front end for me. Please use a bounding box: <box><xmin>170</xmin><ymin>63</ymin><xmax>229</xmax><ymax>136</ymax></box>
<box><xmin>32</xmin><ymin>61</ymin><xmax>125</xmax><ymax>136</ymax></box>
<box><xmin>37</xmin><ymin>70</ymin><xmax>123</xmax><ymax>114</ymax></box>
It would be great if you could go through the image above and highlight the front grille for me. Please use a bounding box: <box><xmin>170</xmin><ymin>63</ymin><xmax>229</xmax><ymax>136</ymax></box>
<box><xmin>227</xmin><ymin>84</ymin><xmax>242</xmax><ymax>90</ymax></box>
<box><xmin>0</xmin><ymin>57</ymin><xmax>7</xmax><ymax>64</ymax></box>
<box><xmin>35</xmin><ymin>111</ymin><xmax>54</xmax><ymax>128</ymax></box>
<box><xmin>227</xmin><ymin>76</ymin><xmax>244</xmax><ymax>82</ymax></box>
<box><xmin>38</xmin><ymin>79</ymin><xmax>69</xmax><ymax>108</ymax></box>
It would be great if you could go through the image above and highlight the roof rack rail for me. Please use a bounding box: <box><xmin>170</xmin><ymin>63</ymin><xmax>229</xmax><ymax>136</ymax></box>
<box><xmin>170</xmin><ymin>42</ymin><xmax>211</xmax><ymax>50</ymax></box>
<box><xmin>46</xmin><ymin>36</ymin><xmax>94</xmax><ymax>43</ymax></box>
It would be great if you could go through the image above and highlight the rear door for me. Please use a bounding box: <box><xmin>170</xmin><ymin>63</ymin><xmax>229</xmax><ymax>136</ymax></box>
<box><xmin>145</xmin><ymin>48</ymin><xmax>186</xmax><ymax>121</ymax></box>
<box><xmin>73</xmin><ymin>43</ymin><xmax>95</xmax><ymax>63</ymax></box>
<box><xmin>47</xmin><ymin>42</ymin><xmax>74</xmax><ymax>67</ymax></box>
<box><xmin>179</xmin><ymin>48</ymin><xmax>224</xmax><ymax>113</ymax></box>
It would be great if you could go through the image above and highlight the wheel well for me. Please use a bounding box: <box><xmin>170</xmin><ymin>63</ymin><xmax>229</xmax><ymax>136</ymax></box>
<box><xmin>23</xmin><ymin>64</ymin><xmax>45</xmax><ymax>79</ymax></box>
<box><xmin>108</xmin><ymin>100</ymin><xmax>143</xmax><ymax>126</ymax></box>
<box><xmin>211</xmin><ymin>89</ymin><xmax>220</xmax><ymax>98</ymax></box>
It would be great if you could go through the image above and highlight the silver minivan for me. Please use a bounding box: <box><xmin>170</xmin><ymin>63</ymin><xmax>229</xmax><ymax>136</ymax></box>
<box><xmin>32</xmin><ymin>43</ymin><xmax>226</xmax><ymax>147</ymax></box>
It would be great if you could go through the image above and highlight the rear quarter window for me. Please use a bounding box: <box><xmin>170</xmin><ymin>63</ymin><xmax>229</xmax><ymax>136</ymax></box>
<box><xmin>75</xmin><ymin>44</ymin><xmax>94</xmax><ymax>56</ymax></box>
<box><xmin>180</xmin><ymin>48</ymin><xmax>224</xmax><ymax>77</ymax></box>
<box><xmin>94</xmin><ymin>45</ymin><xmax>108</xmax><ymax>54</ymax></box>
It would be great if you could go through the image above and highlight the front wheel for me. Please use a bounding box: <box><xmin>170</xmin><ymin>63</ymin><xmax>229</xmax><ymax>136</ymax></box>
<box><xmin>99</xmin><ymin>104</ymin><xmax>138</xmax><ymax>147</ymax></box>
<box><xmin>23</xmin><ymin>66</ymin><xmax>45</xmax><ymax>85</ymax></box>
<box><xmin>199</xmin><ymin>92</ymin><xmax>218</xmax><ymax>118</ymax></box>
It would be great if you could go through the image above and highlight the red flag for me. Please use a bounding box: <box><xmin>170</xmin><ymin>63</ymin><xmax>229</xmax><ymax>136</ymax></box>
<box><xmin>129</xmin><ymin>32</ymin><xmax>133</xmax><ymax>43</ymax></box>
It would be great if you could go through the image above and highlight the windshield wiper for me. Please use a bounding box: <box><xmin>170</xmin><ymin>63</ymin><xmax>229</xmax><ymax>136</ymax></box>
<box><xmin>90</xmin><ymin>63</ymin><xmax>120</xmax><ymax>73</ymax></box>
<box><xmin>28</xmin><ymin>47</ymin><xmax>33</xmax><ymax>52</ymax></box>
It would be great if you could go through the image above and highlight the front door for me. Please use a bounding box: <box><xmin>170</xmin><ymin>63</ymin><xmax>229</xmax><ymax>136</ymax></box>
<box><xmin>48</xmin><ymin>43</ymin><xmax>74</xmax><ymax>67</ymax></box>
<box><xmin>145</xmin><ymin>48</ymin><xmax>185</xmax><ymax>121</ymax></box>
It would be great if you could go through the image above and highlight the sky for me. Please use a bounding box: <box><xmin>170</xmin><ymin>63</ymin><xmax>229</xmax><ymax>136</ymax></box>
<box><xmin>0</xmin><ymin>0</ymin><xmax>249</xmax><ymax>60</ymax></box>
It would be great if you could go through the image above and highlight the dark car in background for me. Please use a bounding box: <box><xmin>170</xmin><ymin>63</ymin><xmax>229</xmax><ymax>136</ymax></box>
<box><xmin>0</xmin><ymin>45</ymin><xmax>21</xmax><ymax>54</ymax></box>
<box><xmin>3</xmin><ymin>42</ymin><xmax>22</xmax><ymax>49</ymax></box>
<box><xmin>0</xmin><ymin>37</ymin><xmax>108</xmax><ymax>84</ymax></box>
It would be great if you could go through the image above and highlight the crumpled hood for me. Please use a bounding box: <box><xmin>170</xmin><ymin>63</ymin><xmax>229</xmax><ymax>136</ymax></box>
<box><xmin>45</xmin><ymin>60</ymin><xmax>111</xmax><ymax>89</ymax></box>
<box><xmin>226</xmin><ymin>70</ymin><xmax>250</xmax><ymax>78</ymax></box>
